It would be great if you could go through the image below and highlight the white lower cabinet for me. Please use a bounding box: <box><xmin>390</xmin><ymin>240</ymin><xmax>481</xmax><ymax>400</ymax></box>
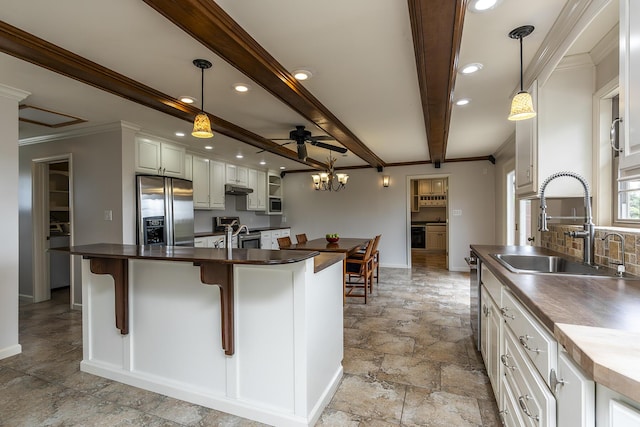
<box><xmin>555</xmin><ymin>349</ymin><xmax>594</xmax><ymax>427</ymax></box>
<box><xmin>480</xmin><ymin>284</ymin><xmax>501</xmax><ymax>401</ymax></box>
<box><xmin>260</xmin><ymin>231</ymin><xmax>271</xmax><ymax>249</ymax></box>
<box><xmin>596</xmin><ymin>385</ymin><xmax>640</xmax><ymax>427</ymax></box>
<box><xmin>501</xmin><ymin>376</ymin><xmax>527</xmax><ymax>427</ymax></box>
<box><xmin>260</xmin><ymin>229</ymin><xmax>290</xmax><ymax>249</ymax></box>
<box><xmin>194</xmin><ymin>237</ymin><xmax>206</xmax><ymax>248</ymax></box>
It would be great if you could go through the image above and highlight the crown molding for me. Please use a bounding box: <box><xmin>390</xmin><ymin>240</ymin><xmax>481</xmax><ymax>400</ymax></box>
<box><xmin>556</xmin><ymin>53</ymin><xmax>595</xmax><ymax>71</ymax></box>
<box><xmin>590</xmin><ymin>23</ymin><xmax>618</xmax><ymax>65</ymax></box>
<box><xmin>0</xmin><ymin>83</ymin><xmax>30</xmax><ymax>102</ymax></box>
<box><xmin>520</xmin><ymin>0</ymin><xmax>611</xmax><ymax>91</ymax></box>
<box><xmin>19</xmin><ymin>121</ymin><xmax>140</xmax><ymax>146</ymax></box>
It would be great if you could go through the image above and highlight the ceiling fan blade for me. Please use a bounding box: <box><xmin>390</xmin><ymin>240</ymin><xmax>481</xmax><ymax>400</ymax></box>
<box><xmin>297</xmin><ymin>143</ymin><xmax>308</xmax><ymax>160</ymax></box>
<box><xmin>310</xmin><ymin>140</ymin><xmax>348</xmax><ymax>153</ymax></box>
<box><xmin>310</xmin><ymin>135</ymin><xmax>335</xmax><ymax>141</ymax></box>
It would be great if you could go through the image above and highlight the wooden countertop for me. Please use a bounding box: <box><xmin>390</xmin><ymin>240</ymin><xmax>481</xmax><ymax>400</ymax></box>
<box><xmin>471</xmin><ymin>244</ymin><xmax>640</xmax><ymax>403</ymax></box>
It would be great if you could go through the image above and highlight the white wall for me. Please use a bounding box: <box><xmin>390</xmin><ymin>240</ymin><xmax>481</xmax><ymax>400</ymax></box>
<box><xmin>282</xmin><ymin>161</ymin><xmax>496</xmax><ymax>271</ymax></box>
<box><xmin>0</xmin><ymin>85</ymin><xmax>29</xmax><ymax>360</ymax></box>
<box><xmin>19</xmin><ymin>125</ymin><xmax>126</xmax><ymax>304</ymax></box>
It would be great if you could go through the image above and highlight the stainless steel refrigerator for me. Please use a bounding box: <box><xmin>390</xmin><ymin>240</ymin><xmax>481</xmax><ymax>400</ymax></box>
<box><xmin>136</xmin><ymin>175</ymin><xmax>194</xmax><ymax>246</ymax></box>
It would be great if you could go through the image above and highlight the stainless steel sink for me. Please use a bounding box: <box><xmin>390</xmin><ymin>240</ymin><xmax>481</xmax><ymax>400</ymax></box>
<box><xmin>491</xmin><ymin>253</ymin><xmax>617</xmax><ymax>277</ymax></box>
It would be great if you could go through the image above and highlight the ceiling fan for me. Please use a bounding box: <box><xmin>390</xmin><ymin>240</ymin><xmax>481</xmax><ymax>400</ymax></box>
<box><xmin>261</xmin><ymin>125</ymin><xmax>347</xmax><ymax>160</ymax></box>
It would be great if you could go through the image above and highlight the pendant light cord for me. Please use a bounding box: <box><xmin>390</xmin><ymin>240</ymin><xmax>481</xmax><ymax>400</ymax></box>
<box><xmin>519</xmin><ymin>36</ymin><xmax>524</xmax><ymax>92</ymax></box>
<box><xmin>200</xmin><ymin>67</ymin><xmax>205</xmax><ymax>112</ymax></box>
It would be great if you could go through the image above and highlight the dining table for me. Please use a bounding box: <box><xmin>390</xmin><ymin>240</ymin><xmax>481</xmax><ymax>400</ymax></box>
<box><xmin>286</xmin><ymin>237</ymin><xmax>370</xmax><ymax>256</ymax></box>
<box><xmin>286</xmin><ymin>237</ymin><xmax>372</xmax><ymax>303</ymax></box>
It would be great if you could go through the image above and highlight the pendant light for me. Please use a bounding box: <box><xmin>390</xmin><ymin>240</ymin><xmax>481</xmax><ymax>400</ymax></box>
<box><xmin>508</xmin><ymin>25</ymin><xmax>536</xmax><ymax>121</ymax></box>
<box><xmin>192</xmin><ymin>59</ymin><xmax>214</xmax><ymax>138</ymax></box>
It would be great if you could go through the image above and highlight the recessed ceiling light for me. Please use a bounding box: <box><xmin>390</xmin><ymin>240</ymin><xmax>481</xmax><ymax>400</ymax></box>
<box><xmin>180</xmin><ymin>96</ymin><xmax>196</xmax><ymax>104</ymax></box>
<box><xmin>455</xmin><ymin>98</ymin><xmax>471</xmax><ymax>106</ymax></box>
<box><xmin>233</xmin><ymin>83</ymin><xmax>250</xmax><ymax>93</ymax></box>
<box><xmin>292</xmin><ymin>69</ymin><xmax>312</xmax><ymax>81</ymax></box>
<box><xmin>205</xmin><ymin>145</ymin><xmax>213</xmax><ymax>150</ymax></box>
<box><xmin>469</xmin><ymin>0</ymin><xmax>500</xmax><ymax>12</ymax></box>
<box><xmin>279</xmin><ymin>166</ymin><xmax>286</xmax><ymax>170</ymax></box>
<box><xmin>259</xmin><ymin>160</ymin><xmax>266</xmax><ymax>165</ymax></box>
<box><xmin>175</xmin><ymin>132</ymin><xmax>185</xmax><ymax>137</ymax></box>
<box><xmin>236</xmin><ymin>154</ymin><xmax>244</xmax><ymax>159</ymax></box>
<box><xmin>460</xmin><ymin>63</ymin><xmax>483</xmax><ymax>74</ymax></box>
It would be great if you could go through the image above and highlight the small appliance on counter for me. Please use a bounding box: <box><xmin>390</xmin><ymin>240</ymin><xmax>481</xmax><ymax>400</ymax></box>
<box><xmin>213</xmin><ymin>216</ymin><xmax>262</xmax><ymax>249</ymax></box>
<box><xmin>136</xmin><ymin>175</ymin><xmax>194</xmax><ymax>246</ymax></box>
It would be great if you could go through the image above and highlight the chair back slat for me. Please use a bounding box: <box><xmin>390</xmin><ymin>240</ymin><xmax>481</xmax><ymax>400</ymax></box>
<box><xmin>277</xmin><ymin>236</ymin><xmax>292</xmax><ymax>248</ymax></box>
<box><xmin>295</xmin><ymin>233</ymin><xmax>308</xmax><ymax>244</ymax></box>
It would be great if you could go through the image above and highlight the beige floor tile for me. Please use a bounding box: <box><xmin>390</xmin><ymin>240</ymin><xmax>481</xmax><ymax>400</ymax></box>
<box><xmin>377</xmin><ymin>354</ymin><xmax>440</xmax><ymax>390</ymax></box>
<box><xmin>401</xmin><ymin>387</ymin><xmax>483</xmax><ymax>427</ymax></box>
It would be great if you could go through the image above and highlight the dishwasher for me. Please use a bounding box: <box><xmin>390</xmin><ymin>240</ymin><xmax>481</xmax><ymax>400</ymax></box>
<box><xmin>465</xmin><ymin>251</ymin><xmax>481</xmax><ymax>351</ymax></box>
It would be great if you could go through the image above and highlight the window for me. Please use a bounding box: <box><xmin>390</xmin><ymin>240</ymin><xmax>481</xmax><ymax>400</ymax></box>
<box><xmin>613</xmin><ymin>95</ymin><xmax>640</xmax><ymax>225</ymax></box>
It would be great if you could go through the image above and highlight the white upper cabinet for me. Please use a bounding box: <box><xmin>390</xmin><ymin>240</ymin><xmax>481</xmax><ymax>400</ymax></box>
<box><xmin>236</xmin><ymin>168</ymin><xmax>267</xmax><ymax>211</ymax></box>
<box><xmin>618</xmin><ymin>0</ymin><xmax>640</xmax><ymax>175</ymax></box>
<box><xmin>191</xmin><ymin>156</ymin><xmax>225</xmax><ymax>210</ymax></box>
<box><xmin>226</xmin><ymin>164</ymin><xmax>248</xmax><ymax>187</ymax></box>
<box><xmin>135</xmin><ymin>137</ymin><xmax>185</xmax><ymax>178</ymax></box>
<box><xmin>515</xmin><ymin>57</ymin><xmax>595</xmax><ymax>197</ymax></box>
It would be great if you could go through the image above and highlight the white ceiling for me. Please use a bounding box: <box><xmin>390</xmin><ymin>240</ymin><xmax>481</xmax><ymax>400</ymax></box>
<box><xmin>0</xmin><ymin>0</ymin><xmax>619</xmax><ymax>171</ymax></box>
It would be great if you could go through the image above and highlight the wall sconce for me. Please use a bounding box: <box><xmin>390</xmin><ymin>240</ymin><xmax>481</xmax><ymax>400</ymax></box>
<box><xmin>383</xmin><ymin>175</ymin><xmax>390</xmax><ymax>187</ymax></box>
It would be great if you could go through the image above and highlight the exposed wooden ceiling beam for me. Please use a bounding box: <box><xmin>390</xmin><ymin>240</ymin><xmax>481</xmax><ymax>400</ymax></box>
<box><xmin>0</xmin><ymin>20</ymin><xmax>329</xmax><ymax>170</ymax></box>
<box><xmin>408</xmin><ymin>0</ymin><xmax>467</xmax><ymax>164</ymax></box>
<box><xmin>142</xmin><ymin>0</ymin><xmax>386</xmax><ymax>171</ymax></box>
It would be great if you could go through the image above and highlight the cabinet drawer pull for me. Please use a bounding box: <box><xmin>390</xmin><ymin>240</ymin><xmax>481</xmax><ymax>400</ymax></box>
<box><xmin>518</xmin><ymin>335</ymin><xmax>541</xmax><ymax>353</ymax></box>
<box><xmin>500</xmin><ymin>354</ymin><xmax>516</xmax><ymax>371</ymax></box>
<box><xmin>518</xmin><ymin>395</ymin><xmax>540</xmax><ymax>422</ymax></box>
<box><xmin>498</xmin><ymin>409</ymin><xmax>508</xmax><ymax>424</ymax></box>
<box><xmin>482</xmin><ymin>304</ymin><xmax>489</xmax><ymax>317</ymax></box>
<box><xmin>500</xmin><ymin>307</ymin><xmax>515</xmax><ymax>320</ymax></box>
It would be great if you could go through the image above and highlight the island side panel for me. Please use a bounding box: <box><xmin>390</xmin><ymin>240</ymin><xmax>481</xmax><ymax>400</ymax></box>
<box><xmin>304</xmin><ymin>259</ymin><xmax>343</xmax><ymax>416</ymax></box>
<box><xmin>129</xmin><ymin>260</ymin><xmax>227</xmax><ymax>394</ymax></box>
<box><xmin>81</xmin><ymin>259</ymin><xmax>127</xmax><ymax>369</ymax></box>
<box><xmin>234</xmin><ymin>264</ymin><xmax>296</xmax><ymax>412</ymax></box>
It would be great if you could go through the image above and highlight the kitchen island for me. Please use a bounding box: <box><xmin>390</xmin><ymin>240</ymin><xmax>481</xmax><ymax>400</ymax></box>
<box><xmin>69</xmin><ymin>244</ymin><xmax>345</xmax><ymax>427</ymax></box>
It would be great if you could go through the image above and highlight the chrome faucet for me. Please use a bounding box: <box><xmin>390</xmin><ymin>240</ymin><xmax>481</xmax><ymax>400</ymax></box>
<box><xmin>225</xmin><ymin>220</ymin><xmax>249</xmax><ymax>250</ymax></box>
<box><xmin>538</xmin><ymin>171</ymin><xmax>595</xmax><ymax>266</ymax></box>
<box><xmin>601</xmin><ymin>232</ymin><xmax>626</xmax><ymax>276</ymax></box>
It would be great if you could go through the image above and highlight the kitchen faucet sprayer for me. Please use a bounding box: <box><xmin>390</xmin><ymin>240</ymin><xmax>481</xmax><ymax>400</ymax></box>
<box><xmin>538</xmin><ymin>171</ymin><xmax>595</xmax><ymax>265</ymax></box>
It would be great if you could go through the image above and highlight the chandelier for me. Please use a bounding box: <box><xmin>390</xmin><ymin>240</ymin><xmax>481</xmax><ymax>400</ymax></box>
<box><xmin>311</xmin><ymin>155</ymin><xmax>349</xmax><ymax>191</ymax></box>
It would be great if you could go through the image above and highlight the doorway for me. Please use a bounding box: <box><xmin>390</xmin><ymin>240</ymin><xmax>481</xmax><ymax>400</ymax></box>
<box><xmin>408</xmin><ymin>176</ymin><xmax>449</xmax><ymax>269</ymax></box>
<box><xmin>32</xmin><ymin>154</ymin><xmax>75</xmax><ymax>307</ymax></box>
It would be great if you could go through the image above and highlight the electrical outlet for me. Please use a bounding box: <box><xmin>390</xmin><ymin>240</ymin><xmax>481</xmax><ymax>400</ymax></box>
<box><xmin>452</xmin><ymin>209</ymin><xmax>462</xmax><ymax>216</ymax></box>
<box><xmin>104</xmin><ymin>210</ymin><xmax>113</xmax><ymax>221</ymax></box>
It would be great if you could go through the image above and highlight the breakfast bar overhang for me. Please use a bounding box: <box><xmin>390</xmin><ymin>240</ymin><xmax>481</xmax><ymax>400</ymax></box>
<box><xmin>69</xmin><ymin>244</ymin><xmax>345</xmax><ymax>427</ymax></box>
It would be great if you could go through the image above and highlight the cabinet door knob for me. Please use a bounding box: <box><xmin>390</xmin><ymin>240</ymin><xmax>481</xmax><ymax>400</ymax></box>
<box><xmin>550</xmin><ymin>368</ymin><xmax>566</xmax><ymax>395</ymax></box>
<box><xmin>500</xmin><ymin>307</ymin><xmax>515</xmax><ymax>320</ymax></box>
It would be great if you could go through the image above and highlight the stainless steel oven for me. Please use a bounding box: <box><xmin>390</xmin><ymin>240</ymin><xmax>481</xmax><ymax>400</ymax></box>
<box><xmin>238</xmin><ymin>231</ymin><xmax>261</xmax><ymax>249</ymax></box>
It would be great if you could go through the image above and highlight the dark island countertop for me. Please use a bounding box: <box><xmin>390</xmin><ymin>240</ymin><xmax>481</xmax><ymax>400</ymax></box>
<box><xmin>67</xmin><ymin>243</ymin><xmax>343</xmax><ymax>273</ymax></box>
<box><xmin>471</xmin><ymin>244</ymin><xmax>640</xmax><ymax>403</ymax></box>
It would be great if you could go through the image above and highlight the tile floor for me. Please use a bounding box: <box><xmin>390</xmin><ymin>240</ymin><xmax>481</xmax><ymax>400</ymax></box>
<box><xmin>0</xmin><ymin>255</ymin><xmax>500</xmax><ymax>426</ymax></box>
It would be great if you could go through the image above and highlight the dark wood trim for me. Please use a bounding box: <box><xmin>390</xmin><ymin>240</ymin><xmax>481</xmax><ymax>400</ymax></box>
<box><xmin>408</xmin><ymin>0</ymin><xmax>467</xmax><ymax>164</ymax></box>
<box><xmin>141</xmin><ymin>0</ymin><xmax>385</xmax><ymax>171</ymax></box>
<box><xmin>88</xmin><ymin>257</ymin><xmax>129</xmax><ymax>335</ymax></box>
<box><xmin>199</xmin><ymin>262</ymin><xmax>235</xmax><ymax>356</ymax></box>
<box><xmin>282</xmin><ymin>155</ymin><xmax>494</xmax><ymax>174</ymax></box>
<box><xmin>0</xmin><ymin>21</ymin><xmax>329</xmax><ymax>170</ymax></box>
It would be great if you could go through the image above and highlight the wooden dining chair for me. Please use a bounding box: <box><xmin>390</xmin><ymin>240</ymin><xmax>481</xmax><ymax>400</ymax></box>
<box><xmin>352</xmin><ymin>235</ymin><xmax>381</xmax><ymax>285</ymax></box>
<box><xmin>277</xmin><ymin>236</ymin><xmax>292</xmax><ymax>248</ymax></box>
<box><xmin>295</xmin><ymin>233</ymin><xmax>308</xmax><ymax>244</ymax></box>
<box><xmin>345</xmin><ymin>238</ymin><xmax>375</xmax><ymax>303</ymax></box>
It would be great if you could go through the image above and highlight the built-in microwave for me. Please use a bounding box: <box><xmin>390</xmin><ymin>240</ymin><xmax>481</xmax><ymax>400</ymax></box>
<box><xmin>269</xmin><ymin>197</ymin><xmax>282</xmax><ymax>213</ymax></box>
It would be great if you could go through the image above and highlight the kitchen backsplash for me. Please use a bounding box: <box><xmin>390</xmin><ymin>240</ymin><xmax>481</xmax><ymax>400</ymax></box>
<box><xmin>541</xmin><ymin>224</ymin><xmax>639</xmax><ymax>275</ymax></box>
<box><xmin>411</xmin><ymin>207</ymin><xmax>446</xmax><ymax>223</ymax></box>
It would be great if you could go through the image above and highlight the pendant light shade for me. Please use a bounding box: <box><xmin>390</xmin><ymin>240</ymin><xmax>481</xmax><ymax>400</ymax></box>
<box><xmin>507</xmin><ymin>26</ymin><xmax>536</xmax><ymax>121</ymax></box>
<box><xmin>509</xmin><ymin>91</ymin><xmax>536</xmax><ymax>121</ymax></box>
<box><xmin>192</xmin><ymin>59</ymin><xmax>213</xmax><ymax>138</ymax></box>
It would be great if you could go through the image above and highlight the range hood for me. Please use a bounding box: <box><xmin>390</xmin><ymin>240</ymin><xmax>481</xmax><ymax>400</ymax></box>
<box><xmin>225</xmin><ymin>184</ymin><xmax>253</xmax><ymax>195</ymax></box>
